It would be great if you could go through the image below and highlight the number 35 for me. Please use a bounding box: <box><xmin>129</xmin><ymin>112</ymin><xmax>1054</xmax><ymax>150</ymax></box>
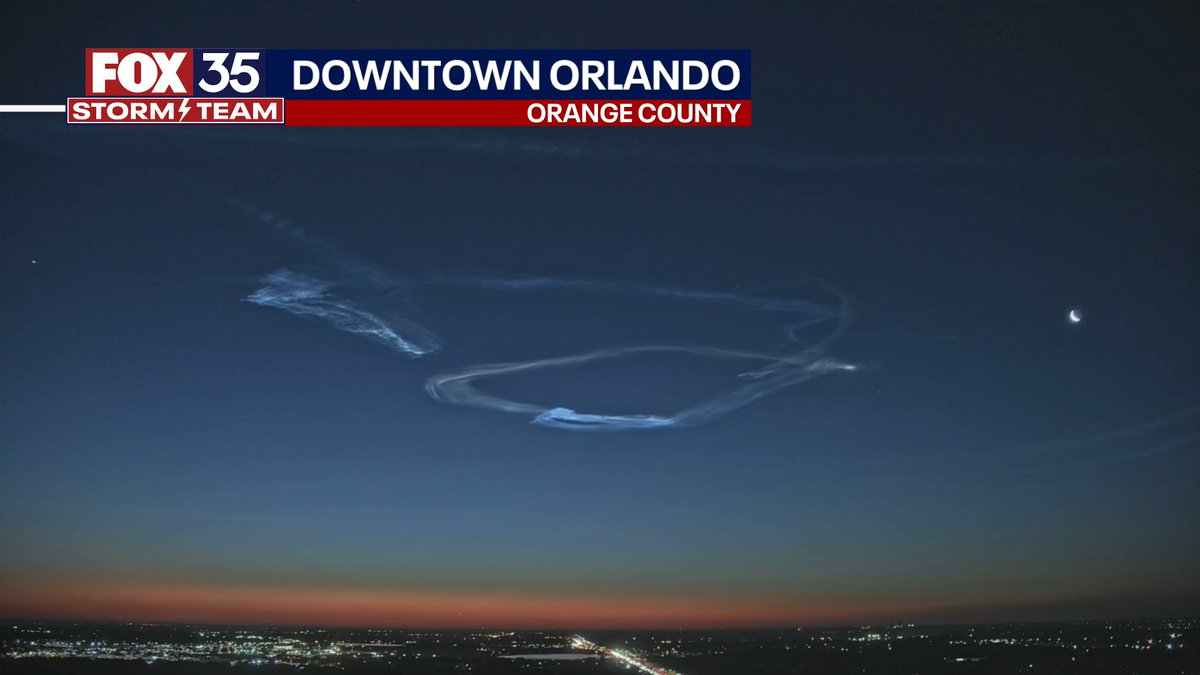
<box><xmin>198</xmin><ymin>52</ymin><xmax>261</xmax><ymax>94</ymax></box>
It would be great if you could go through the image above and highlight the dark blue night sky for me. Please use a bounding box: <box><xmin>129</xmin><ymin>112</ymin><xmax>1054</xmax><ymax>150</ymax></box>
<box><xmin>1</xmin><ymin>2</ymin><xmax>1197</xmax><ymax>627</ymax></box>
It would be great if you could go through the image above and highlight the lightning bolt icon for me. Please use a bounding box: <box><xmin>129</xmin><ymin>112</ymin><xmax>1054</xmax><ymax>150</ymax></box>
<box><xmin>176</xmin><ymin>98</ymin><xmax>192</xmax><ymax>121</ymax></box>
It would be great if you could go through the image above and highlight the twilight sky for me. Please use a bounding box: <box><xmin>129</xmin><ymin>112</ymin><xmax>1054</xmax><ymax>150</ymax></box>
<box><xmin>1</xmin><ymin>2</ymin><xmax>1197</xmax><ymax>628</ymax></box>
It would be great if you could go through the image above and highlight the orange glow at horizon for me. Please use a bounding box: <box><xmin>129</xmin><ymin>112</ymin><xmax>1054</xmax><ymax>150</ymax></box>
<box><xmin>0</xmin><ymin>581</ymin><xmax>882</xmax><ymax>629</ymax></box>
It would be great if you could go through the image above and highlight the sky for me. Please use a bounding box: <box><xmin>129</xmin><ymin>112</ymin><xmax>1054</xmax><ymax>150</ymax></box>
<box><xmin>0</xmin><ymin>1</ymin><xmax>1197</xmax><ymax>628</ymax></box>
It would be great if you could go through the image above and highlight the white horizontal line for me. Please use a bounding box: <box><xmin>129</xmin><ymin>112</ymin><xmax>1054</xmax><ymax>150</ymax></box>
<box><xmin>0</xmin><ymin>105</ymin><xmax>66</xmax><ymax>113</ymax></box>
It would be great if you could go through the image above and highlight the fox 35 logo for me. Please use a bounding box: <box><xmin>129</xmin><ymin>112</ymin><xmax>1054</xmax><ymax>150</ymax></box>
<box><xmin>86</xmin><ymin>49</ymin><xmax>265</xmax><ymax>96</ymax></box>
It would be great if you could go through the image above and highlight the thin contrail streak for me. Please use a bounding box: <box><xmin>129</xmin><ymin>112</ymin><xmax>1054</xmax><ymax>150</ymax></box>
<box><xmin>425</xmin><ymin>345</ymin><xmax>856</xmax><ymax>431</ymax></box>
<box><xmin>1077</xmin><ymin>431</ymin><xmax>1200</xmax><ymax>465</ymax></box>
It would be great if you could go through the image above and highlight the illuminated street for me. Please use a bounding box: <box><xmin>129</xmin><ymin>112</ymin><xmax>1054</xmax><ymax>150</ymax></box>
<box><xmin>572</xmin><ymin>635</ymin><xmax>682</xmax><ymax>675</ymax></box>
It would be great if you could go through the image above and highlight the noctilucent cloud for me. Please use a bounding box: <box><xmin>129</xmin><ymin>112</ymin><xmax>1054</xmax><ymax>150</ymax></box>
<box><xmin>245</xmin><ymin>255</ymin><xmax>856</xmax><ymax>430</ymax></box>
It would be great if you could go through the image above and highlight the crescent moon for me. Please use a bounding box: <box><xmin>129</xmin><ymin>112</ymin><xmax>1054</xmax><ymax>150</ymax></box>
<box><xmin>1068</xmin><ymin>309</ymin><xmax>1082</xmax><ymax>323</ymax></box>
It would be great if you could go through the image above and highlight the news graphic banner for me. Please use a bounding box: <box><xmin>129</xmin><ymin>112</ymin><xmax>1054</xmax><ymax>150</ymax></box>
<box><xmin>66</xmin><ymin>49</ymin><xmax>751</xmax><ymax>126</ymax></box>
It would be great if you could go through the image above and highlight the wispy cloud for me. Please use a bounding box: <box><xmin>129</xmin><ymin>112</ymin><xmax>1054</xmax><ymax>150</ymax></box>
<box><xmin>245</xmin><ymin>269</ymin><xmax>439</xmax><ymax>358</ymax></box>
<box><xmin>242</xmin><ymin>231</ymin><xmax>857</xmax><ymax>430</ymax></box>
